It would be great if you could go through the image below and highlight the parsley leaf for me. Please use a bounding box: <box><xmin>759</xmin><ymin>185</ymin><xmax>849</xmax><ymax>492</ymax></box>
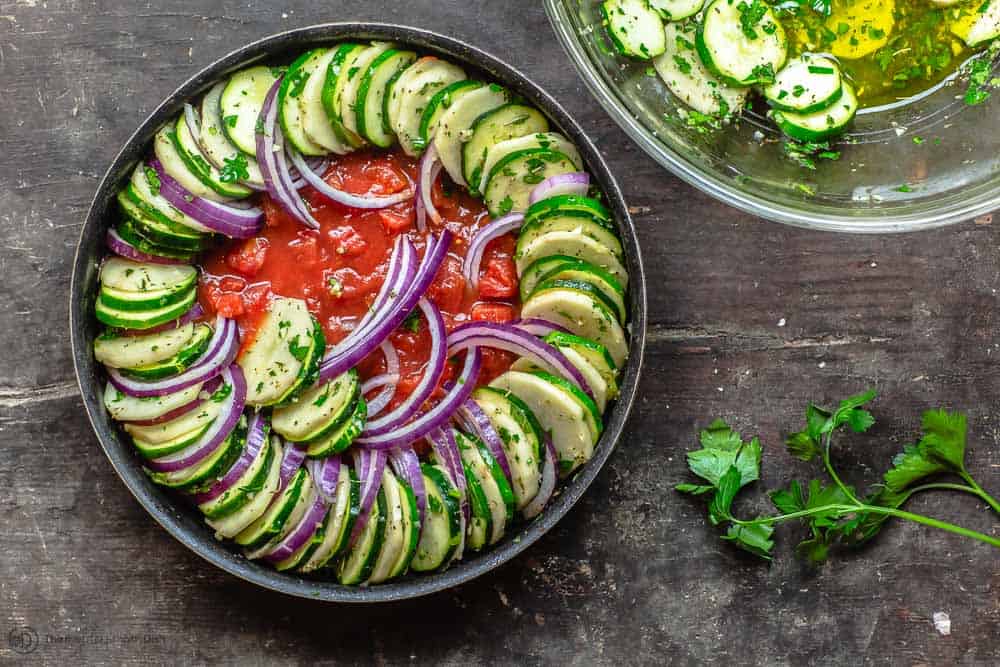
<box><xmin>219</xmin><ymin>153</ymin><xmax>249</xmax><ymax>184</ymax></box>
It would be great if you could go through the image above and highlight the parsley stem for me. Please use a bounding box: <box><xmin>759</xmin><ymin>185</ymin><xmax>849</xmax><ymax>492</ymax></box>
<box><xmin>735</xmin><ymin>503</ymin><xmax>1000</xmax><ymax>549</ymax></box>
<box><xmin>868</xmin><ymin>506</ymin><xmax>1000</xmax><ymax>548</ymax></box>
<box><xmin>956</xmin><ymin>471</ymin><xmax>1000</xmax><ymax>515</ymax></box>
<box><xmin>906</xmin><ymin>482</ymin><xmax>1000</xmax><ymax>514</ymax></box>
<box><xmin>822</xmin><ymin>432</ymin><xmax>861</xmax><ymax>505</ymax></box>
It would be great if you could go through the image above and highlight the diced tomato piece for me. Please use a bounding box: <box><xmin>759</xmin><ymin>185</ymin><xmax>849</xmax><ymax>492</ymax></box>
<box><xmin>478</xmin><ymin>257</ymin><xmax>518</xmax><ymax>299</ymax></box>
<box><xmin>328</xmin><ymin>226</ymin><xmax>368</xmax><ymax>257</ymax></box>
<box><xmin>370</xmin><ymin>162</ymin><xmax>408</xmax><ymax>194</ymax></box>
<box><xmin>225</xmin><ymin>237</ymin><xmax>270</xmax><ymax>277</ymax></box>
<box><xmin>219</xmin><ymin>275</ymin><xmax>246</xmax><ymax>292</ymax></box>
<box><xmin>289</xmin><ymin>233</ymin><xmax>319</xmax><ymax>265</ymax></box>
<box><xmin>470</xmin><ymin>302</ymin><xmax>515</xmax><ymax>323</ymax></box>
<box><xmin>377</xmin><ymin>205</ymin><xmax>414</xmax><ymax>235</ymax></box>
<box><xmin>240</xmin><ymin>283</ymin><xmax>272</xmax><ymax>315</ymax></box>
<box><xmin>215</xmin><ymin>292</ymin><xmax>245</xmax><ymax>318</ymax></box>
<box><xmin>479</xmin><ymin>348</ymin><xmax>516</xmax><ymax>385</ymax></box>
<box><xmin>261</xmin><ymin>196</ymin><xmax>293</xmax><ymax>228</ymax></box>
<box><xmin>426</xmin><ymin>256</ymin><xmax>466</xmax><ymax>312</ymax></box>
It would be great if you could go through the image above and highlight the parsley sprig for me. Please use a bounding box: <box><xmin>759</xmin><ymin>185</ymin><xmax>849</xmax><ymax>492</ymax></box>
<box><xmin>678</xmin><ymin>390</ymin><xmax>1000</xmax><ymax>562</ymax></box>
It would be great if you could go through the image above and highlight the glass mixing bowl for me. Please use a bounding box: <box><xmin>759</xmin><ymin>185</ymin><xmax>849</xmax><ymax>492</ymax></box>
<box><xmin>545</xmin><ymin>0</ymin><xmax>1000</xmax><ymax>233</ymax></box>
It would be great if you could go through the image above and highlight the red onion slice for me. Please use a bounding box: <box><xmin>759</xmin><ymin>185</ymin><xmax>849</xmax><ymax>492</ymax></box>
<box><xmin>122</xmin><ymin>376</ymin><xmax>221</xmax><ymax>426</ymax></box>
<box><xmin>106</xmin><ymin>228</ymin><xmax>186</xmax><ymax>265</ymax></box>
<box><xmin>261</xmin><ymin>489</ymin><xmax>329</xmax><ymax>564</ymax></box>
<box><xmin>145</xmin><ymin>363</ymin><xmax>247</xmax><ymax>473</ymax></box>
<box><xmin>287</xmin><ymin>146</ymin><xmax>413</xmax><ymax>209</ymax></box>
<box><xmin>363</xmin><ymin>341</ymin><xmax>400</xmax><ymax>418</ymax></box>
<box><xmin>447</xmin><ymin>322</ymin><xmax>594</xmax><ymax>400</ymax></box>
<box><xmin>418</xmin><ymin>143</ymin><xmax>444</xmax><ymax>229</ymax></box>
<box><xmin>389</xmin><ymin>447</ymin><xmax>427</xmax><ymax>522</ymax></box>
<box><xmin>330</xmin><ymin>236</ymin><xmax>415</xmax><ymax>357</ymax></box>
<box><xmin>349</xmin><ymin>449</ymin><xmax>387</xmax><ymax>545</ymax></box>
<box><xmin>356</xmin><ymin>348</ymin><xmax>481</xmax><ymax>451</ymax></box>
<box><xmin>308</xmin><ymin>456</ymin><xmax>342</xmax><ymax>505</ymax></box>
<box><xmin>457</xmin><ymin>399</ymin><xmax>512</xmax><ymax>482</ymax></box>
<box><xmin>462</xmin><ymin>213</ymin><xmax>524</xmax><ymax>288</ymax></box>
<box><xmin>115</xmin><ymin>303</ymin><xmax>205</xmax><ymax>337</ymax></box>
<box><xmin>279</xmin><ymin>439</ymin><xmax>307</xmax><ymax>488</ymax></box>
<box><xmin>528</xmin><ymin>172</ymin><xmax>590</xmax><ymax>206</ymax></box>
<box><xmin>108</xmin><ymin>316</ymin><xmax>239</xmax><ymax>398</ymax></box>
<box><xmin>192</xmin><ymin>409</ymin><xmax>269</xmax><ymax>504</ymax></box>
<box><xmin>522</xmin><ymin>434</ymin><xmax>557</xmax><ymax>519</ymax></box>
<box><xmin>363</xmin><ymin>298</ymin><xmax>446</xmax><ymax>436</ymax></box>
<box><xmin>510</xmin><ymin>318</ymin><xmax>570</xmax><ymax>338</ymax></box>
<box><xmin>317</xmin><ymin>230</ymin><xmax>451</xmax><ymax>385</ymax></box>
<box><xmin>255</xmin><ymin>77</ymin><xmax>321</xmax><ymax>229</ymax></box>
<box><xmin>428</xmin><ymin>427</ymin><xmax>468</xmax><ymax>522</ymax></box>
<box><xmin>148</xmin><ymin>160</ymin><xmax>264</xmax><ymax>239</ymax></box>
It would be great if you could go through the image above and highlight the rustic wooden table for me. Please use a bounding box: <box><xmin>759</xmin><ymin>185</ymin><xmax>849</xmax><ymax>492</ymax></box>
<box><xmin>1</xmin><ymin>2</ymin><xmax>997</xmax><ymax>665</ymax></box>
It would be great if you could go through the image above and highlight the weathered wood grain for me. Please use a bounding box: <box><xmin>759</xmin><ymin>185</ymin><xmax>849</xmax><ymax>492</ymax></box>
<box><xmin>0</xmin><ymin>1</ymin><xmax>997</xmax><ymax>665</ymax></box>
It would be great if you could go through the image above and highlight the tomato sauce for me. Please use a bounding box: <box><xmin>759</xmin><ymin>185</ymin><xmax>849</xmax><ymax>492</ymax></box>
<box><xmin>198</xmin><ymin>150</ymin><xmax>520</xmax><ymax>413</ymax></box>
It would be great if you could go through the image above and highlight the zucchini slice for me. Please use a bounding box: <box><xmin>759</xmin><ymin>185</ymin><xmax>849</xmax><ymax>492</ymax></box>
<box><xmin>299</xmin><ymin>466</ymin><xmax>359</xmax><ymax>572</ymax></box>
<box><xmin>483</xmin><ymin>149</ymin><xmax>579</xmax><ymax>217</ymax></box>
<box><xmin>199</xmin><ymin>81</ymin><xmax>266</xmax><ymax>187</ymax></box>
<box><xmin>512</xmin><ymin>338</ymin><xmax>613</xmax><ymax>412</ymax></box>
<box><xmin>764</xmin><ymin>55</ymin><xmax>844</xmax><ymax>114</ymax></box>
<box><xmin>462</xmin><ymin>457</ymin><xmax>492</xmax><ymax>551</ymax></box>
<box><xmin>490</xmin><ymin>370</ymin><xmax>599</xmax><ymax>476</ymax></box>
<box><xmin>100</xmin><ymin>257</ymin><xmax>197</xmax><ymax>293</ymax></box>
<box><xmin>118</xmin><ymin>324</ymin><xmax>212</xmax><ymax>381</ymax></box>
<box><xmin>366</xmin><ymin>470</ymin><xmax>407</xmax><ymax>584</ymax></box>
<box><xmin>462</xmin><ymin>103</ymin><xmax>549</xmax><ymax>193</ymax></box>
<box><xmin>278</xmin><ymin>49</ymin><xmax>329</xmax><ymax>157</ymax></box>
<box><xmin>220</xmin><ymin>65</ymin><xmax>280</xmax><ymax>156</ymax></box>
<box><xmin>124</xmin><ymin>395</ymin><xmax>223</xmax><ymax>445</ymax></box>
<box><xmin>461</xmin><ymin>432</ymin><xmax>516</xmax><ymax>545</ymax></box>
<box><xmin>271</xmin><ymin>370</ymin><xmax>360</xmax><ymax>443</ymax></box>
<box><xmin>102</xmin><ymin>380</ymin><xmax>204</xmax><ymax>423</ymax></box>
<box><xmin>199</xmin><ymin>427</ymin><xmax>276</xmax><ymax>520</ymax></box>
<box><xmin>433</xmin><ymin>83</ymin><xmax>510</xmax><ymax>187</ymax></box>
<box><xmin>520</xmin><ymin>256</ymin><xmax>626</xmax><ymax>323</ymax></box>
<box><xmin>304</xmin><ymin>396</ymin><xmax>366</xmax><ymax>458</ymax></box>
<box><xmin>416</xmin><ymin>79</ymin><xmax>481</xmax><ymax>151</ymax></box>
<box><xmin>321</xmin><ymin>43</ymin><xmax>369</xmax><ymax>150</ymax></box>
<box><xmin>648</xmin><ymin>0</ymin><xmax>704</xmax><ymax>21</ymax></box>
<box><xmin>600</xmin><ymin>0</ymin><xmax>667</xmax><ymax>59</ymax></box>
<box><xmin>410</xmin><ymin>464</ymin><xmax>462</xmax><ymax>572</ymax></box>
<box><xmin>520</xmin><ymin>285</ymin><xmax>629</xmax><ymax>367</ymax></box>
<box><xmin>95</xmin><ymin>288</ymin><xmax>197</xmax><ymax>330</ymax></box>
<box><xmin>297</xmin><ymin>48</ymin><xmax>352</xmax><ymax>155</ymax></box>
<box><xmin>235</xmin><ymin>466</ymin><xmax>311</xmax><ymax>549</ymax></box>
<box><xmin>387</xmin><ymin>56</ymin><xmax>466</xmax><ymax>156</ymax></box>
<box><xmin>338</xmin><ymin>488</ymin><xmax>387</xmax><ymax>585</ymax></box>
<box><xmin>147</xmin><ymin>421</ymin><xmax>245</xmax><ymax>492</ymax></box>
<box><xmin>207</xmin><ymin>436</ymin><xmax>284</xmax><ymax>539</ymax></box>
<box><xmin>238</xmin><ymin>297</ymin><xmax>325</xmax><ymax>407</ymax></box>
<box><xmin>355</xmin><ymin>48</ymin><xmax>417</xmax><ymax>148</ymax></box>
<box><xmin>129</xmin><ymin>163</ymin><xmax>211</xmax><ymax>235</ymax></box>
<box><xmin>94</xmin><ymin>323</ymin><xmax>196</xmax><ymax>369</ymax></box>
<box><xmin>696</xmin><ymin>0</ymin><xmax>788</xmax><ymax>87</ymax></box>
<box><xmin>545</xmin><ymin>331</ymin><xmax>620</xmax><ymax>399</ymax></box>
<box><xmin>117</xmin><ymin>188</ymin><xmax>209</xmax><ymax>251</ymax></box>
<box><xmin>477</xmin><ymin>132</ymin><xmax>582</xmax><ymax>195</ymax></box>
<box><xmin>472</xmin><ymin>387</ymin><xmax>544</xmax><ymax>510</ymax></box>
<box><xmin>773</xmin><ymin>82</ymin><xmax>858</xmax><ymax>142</ymax></box>
<box><xmin>515</xmin><ymin>229</ymin><xmax>629</xmax><ymax>288</ymax></box>
<box><xmin>171</xmin><ymin>116</ymin><xmax>254</xmax><ymax>199</ymax></box>
<box><xmin>338</xmin><ymin>42</ymin><xmax>394</xmax><ymax>140</ymax></box>
<box><xmin>653</xmin><ymin>21</ymin><xmax>748</xmax><ymax>118</ymax></box>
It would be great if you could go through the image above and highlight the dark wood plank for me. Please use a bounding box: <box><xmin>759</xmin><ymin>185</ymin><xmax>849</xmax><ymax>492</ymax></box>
<box><xmin>0</xmin><ymin>1</ymin><xmax>997</xmax><ymax>664</ymax></box>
